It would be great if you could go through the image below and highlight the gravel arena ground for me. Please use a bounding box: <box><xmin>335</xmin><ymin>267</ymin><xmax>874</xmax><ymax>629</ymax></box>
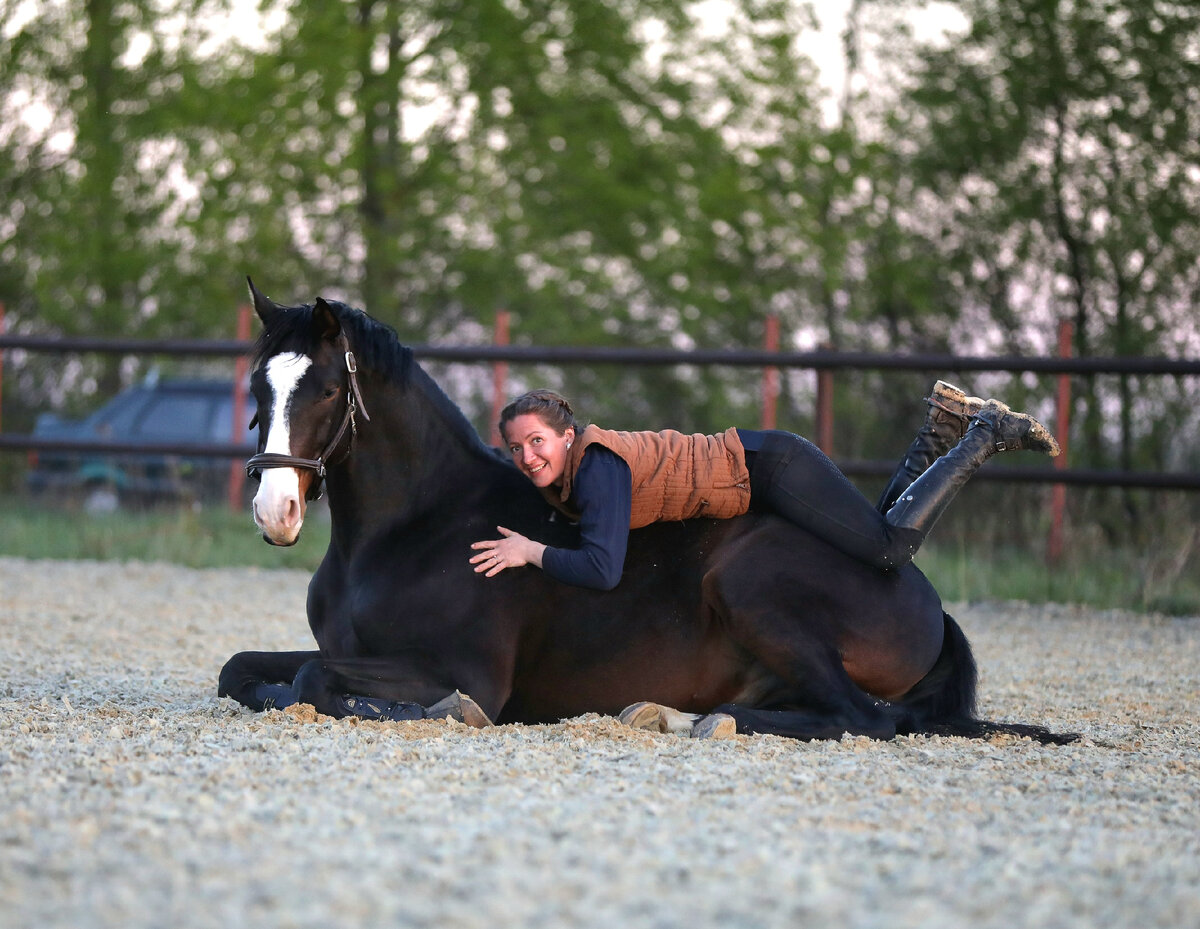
<box><xmin>1</xmin><ymin>557</ymin><xmax>1198</xmax><ymax>929</ymax></box>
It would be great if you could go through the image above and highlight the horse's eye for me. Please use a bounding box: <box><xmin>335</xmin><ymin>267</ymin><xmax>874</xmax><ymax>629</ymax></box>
<box><xmin>323</xmin><ymin>386</ymin><xmax>338</xmax><ymax>400</ymax></box>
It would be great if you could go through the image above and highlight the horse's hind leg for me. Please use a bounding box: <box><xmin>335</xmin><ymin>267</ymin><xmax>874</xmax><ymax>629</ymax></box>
<box><xmin>218</xmin><ymin>650</ymin><xmax>320</xmax><ymax>711</ymax></box>
<box><xmin>711</xmin><ymin>698</ymin><xmax>893</xmax><ymax>740</ymax></box>
<box><xmin>721</xmin><ymin>638</ymin><xmax>898</xmax><ymax>740</ymax></box>
<box><xmin>706</xmin><ymin>573</ymin><xmax>899</xmax><ymax>740</ymax></box>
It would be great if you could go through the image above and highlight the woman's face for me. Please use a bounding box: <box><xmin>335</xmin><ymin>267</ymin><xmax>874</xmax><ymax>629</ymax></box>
<box><xmin>504</xmin><ymin>413</ymin><xmax>575</xmax><ymax>488</ymax></box>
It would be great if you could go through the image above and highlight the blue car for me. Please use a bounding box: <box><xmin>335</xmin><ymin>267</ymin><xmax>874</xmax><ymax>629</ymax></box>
<box><xmin>27</xmin><ymin>375</ymin><xmax>257</xmax><ymax>506</ymax></box>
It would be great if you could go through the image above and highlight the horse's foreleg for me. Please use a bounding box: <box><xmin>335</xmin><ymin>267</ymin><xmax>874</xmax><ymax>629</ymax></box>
<box><xmin>290</xmin><ymin>655</ymin><xmax>495</xmax><ymax>726</ymax></box>
<box><xmin>218</xmin><ymin>650</ymin><xmax>320</xmax><ymax>711</ymax></box>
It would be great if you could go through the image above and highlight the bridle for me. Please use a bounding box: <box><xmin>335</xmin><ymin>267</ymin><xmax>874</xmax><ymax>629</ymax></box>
<box><xmin>245</xmin><ymin>333</ymin><xmax>371</xmax><ymax>501</ymax></box>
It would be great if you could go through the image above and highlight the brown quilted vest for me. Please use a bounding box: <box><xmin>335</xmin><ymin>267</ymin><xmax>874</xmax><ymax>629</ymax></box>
<box><xmin>543</xmin><ymin>424</ymin><xmax>751</xmax><ymax>528</ymax></box>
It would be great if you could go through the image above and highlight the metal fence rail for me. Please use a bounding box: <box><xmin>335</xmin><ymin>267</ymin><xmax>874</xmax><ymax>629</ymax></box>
<box><xmin>3</xmin><ymin>438</ymin><xmax>1199</xmax><ymax>490</ymax></box>
<box><xmin>4</xmin><ymin>333</ymin><xmax>1200</xmax><ymax>376</ymax></box>
<box><xmin>3</xmin><ymin>330</ymin><xmax>1200</xmax><ymax>492</ymax></box>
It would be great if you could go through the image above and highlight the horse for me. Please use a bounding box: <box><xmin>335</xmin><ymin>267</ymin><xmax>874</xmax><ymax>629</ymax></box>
<box><xmin>218</xmin><ymin>281</ymin><xmax>1073</xmax><ymax>744</ymax></box>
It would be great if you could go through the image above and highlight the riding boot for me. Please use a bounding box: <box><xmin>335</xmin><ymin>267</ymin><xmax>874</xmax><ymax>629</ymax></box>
<box><xmin>875</xmin><ymin>380</ymin><xmax>984</xmax><ymax>512</ymax></box>
<box><xmin>883</xmin><ymin>399</ymin><xmax>1060</xmax><ymax>555</ymax></box>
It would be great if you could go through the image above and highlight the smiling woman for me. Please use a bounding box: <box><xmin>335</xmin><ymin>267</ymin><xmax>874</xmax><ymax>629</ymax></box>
<box><xmin>470</xmin><ymin>389</ymin><xmax>749</xmax><ymax>590</ymax></box>
<box><xmin>470</xmin><ymin>381</ymin><xmax>1060</xmax><ymax>592</ymax></box>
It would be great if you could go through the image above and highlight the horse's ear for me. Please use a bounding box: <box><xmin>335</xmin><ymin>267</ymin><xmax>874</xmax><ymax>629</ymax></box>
<box><xmin>247</xmin><ymin>276</ymin><xmax>282</xmax><ymax>326</ymax></box>
<box><xmin>313</xmin><ymin>297</ymin><xmax>342</xmax><ymax>344</ymax></box>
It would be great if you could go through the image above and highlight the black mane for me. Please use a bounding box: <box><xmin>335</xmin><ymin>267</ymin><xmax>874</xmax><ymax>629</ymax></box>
<box><xmin>252</xmin><ymin>297</ymin><xmax>493</xmax><ymax>457</ymax></box>
<box><xmin>251</xmin><ymin>299</ymin><xmax>414</xmax><ymax>383</ymax></box>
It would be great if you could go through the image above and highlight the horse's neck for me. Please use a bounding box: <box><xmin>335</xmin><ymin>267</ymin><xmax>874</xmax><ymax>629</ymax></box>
<box><xmin>326</xmin><ymin>370</ymin><xmax>493</xmax><ymax>542</ymax></box>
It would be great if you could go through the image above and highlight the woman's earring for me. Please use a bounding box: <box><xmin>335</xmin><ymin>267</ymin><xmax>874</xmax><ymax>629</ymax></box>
<box><xmin>566</xmin><ymin>441</ymin><xmax>572</xmax><ymax>449</ymax></box>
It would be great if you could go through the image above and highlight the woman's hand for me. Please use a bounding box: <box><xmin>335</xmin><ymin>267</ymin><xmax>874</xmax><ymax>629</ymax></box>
<box><xmin>469</xmin><ymin>526</ymin><xmax>546</xmax><ymax>577</ymax></box>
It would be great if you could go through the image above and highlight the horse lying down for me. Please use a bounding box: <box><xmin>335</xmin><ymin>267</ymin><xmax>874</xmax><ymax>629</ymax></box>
<box><xmin>219</xmin><ymin>282</ymin><xmax>1075</xmax><ymax>745</ymax></box>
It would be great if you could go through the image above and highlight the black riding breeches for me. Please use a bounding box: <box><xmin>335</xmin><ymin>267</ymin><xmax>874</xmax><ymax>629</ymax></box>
<box><xmin>742</xmin><ymin>430</ymin><xmax>923</xmax><ymax>570</ymax></box>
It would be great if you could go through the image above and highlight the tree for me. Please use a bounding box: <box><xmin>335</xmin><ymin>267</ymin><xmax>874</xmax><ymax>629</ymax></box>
<box><xmin>2</xmin><ymin>0</ymin><xmax>852</xmax><ymax>437</ymax></box>
<box><xmin>175</xmin><ymin>0</ymin><xmax>836</xmax><ymax>430</ymax></box>
<box><xmin>0</xmin><ymin>0</ymin><xmax>246</xmax><ymax>404</ymax></box>
<box><xmin>884</xmin><ymin>0</ymin><xmax>1200</xmax><ymax>475</ymax></box>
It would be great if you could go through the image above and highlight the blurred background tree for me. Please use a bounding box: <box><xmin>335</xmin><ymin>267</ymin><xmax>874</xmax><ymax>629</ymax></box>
<box><xmin>1</xmin><ymin>0</ymin><xmax>1197</xmax><ymax>471</ymax></box>
<box><xmin>876</xmin><ymin>0</ymin><xmax>1200</xmax><ymax>539</ymax></box>
<box><xmin>0</xmin><ymin>0</ymin><xmax>249</xmax><ymax>407</ymax></box>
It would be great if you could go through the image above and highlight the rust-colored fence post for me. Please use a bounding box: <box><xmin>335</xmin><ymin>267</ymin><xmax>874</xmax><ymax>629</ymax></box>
<box><xmin>761</xmin><ymin>313</ymin><xmax>779</xmax><ymax>430</ymax></box>
<box><xmin>1047</xmin><ymin>318</ymin><xmax>1073</xmax><ymax>565</ymax></box>
<box><xmin>0</xmin><ymin>302</ymin><xmax>6</xmax><ymax>435</ymax></box>
<box><xmin>228</xmin><ymin>304</ymin><xmax>252</xmax><ymax>511</ymax></box>
<box><xmin>815</xmin><ymin>342</ymin><xmax>834</xmax><ymax>456</ymax></box>
<box><xmin>488</xmin><ymin>310</ymin><xmax>510</xmax><ymax>447</ymax></box>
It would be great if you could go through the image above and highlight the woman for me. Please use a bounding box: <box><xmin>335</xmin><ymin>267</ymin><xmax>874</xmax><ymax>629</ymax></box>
<box><xmin>469</xmin><ymin>382</ymin><xmax>1059</xmax><ymax>590</ymax></box>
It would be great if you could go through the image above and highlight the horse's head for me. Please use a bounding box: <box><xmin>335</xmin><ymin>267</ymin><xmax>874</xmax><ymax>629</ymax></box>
<box><xmin>245</xmin><ymin>278</ymin><xmax>369</xmax><ymax>546</ymax></box>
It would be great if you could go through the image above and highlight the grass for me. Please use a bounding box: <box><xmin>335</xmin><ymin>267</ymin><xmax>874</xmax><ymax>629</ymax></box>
<box><xmin>915</xmin><ymin>538</ymin><xmax>1200</xmax><ymax>616</ymax></box>
<box><xmin>0</xmin><ymin>500</ymin><xmax>327</xmax><ymax>572</ymax></box>
<box><xmin>1</xmin><ymin>500</ymin><xmax>1198</xmax><ymax>615</ymax></box>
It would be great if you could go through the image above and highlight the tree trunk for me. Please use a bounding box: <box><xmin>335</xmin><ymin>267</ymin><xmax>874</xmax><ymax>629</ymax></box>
<box><xmin>358</xmin><ymin>0</ymin><xmax>403</xmax><ymax>316</ymax></box>
<box><xmin>82</xmin><ymin>0</ymin><xmax>123</xmax><ymax>395</ymax></box>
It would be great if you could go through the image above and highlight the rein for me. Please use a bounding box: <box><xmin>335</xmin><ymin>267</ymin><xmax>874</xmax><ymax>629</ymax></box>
<box><xmin>245</xmin><ymin>333</ymin><xmax>371</xmax><ymax>500</ymax></box>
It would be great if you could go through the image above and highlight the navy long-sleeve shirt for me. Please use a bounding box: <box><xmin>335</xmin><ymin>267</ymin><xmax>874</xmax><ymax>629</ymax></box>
<box><xmin>540</xmin><ymin>446</ymin><xmax>632</xmax><ymax>591</ymax></box>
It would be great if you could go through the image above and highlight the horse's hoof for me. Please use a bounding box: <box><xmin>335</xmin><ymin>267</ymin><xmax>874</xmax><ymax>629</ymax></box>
<box><xmin>456</xmin><ymin>692</ymin><xmax>493</xmax><ymax>728</ymax></box>
<box><xmin>619</xmin><ymin>702</ymin><xmax>698</xmax><ymax>734</ymax></box>
<box><xmin>425</xmin><ymin>690</ymin><xmax>493</xmax><ymax>728</ymax></box>
<box><xmin>691</xmin><ymin>713</ymin><xmax>736</xmax><ymax>740</ymax></box>
<box><xmin>619</xmin><ymin>701</ymin><xmax>665</xmax><ymax>731</ymax></box>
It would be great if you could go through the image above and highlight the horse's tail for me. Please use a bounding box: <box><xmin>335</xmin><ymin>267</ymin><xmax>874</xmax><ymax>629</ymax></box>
<box><xmin>891</xmin><ymin>612</ymin><xmax>1077</xmax><ymax>745</ymax></box>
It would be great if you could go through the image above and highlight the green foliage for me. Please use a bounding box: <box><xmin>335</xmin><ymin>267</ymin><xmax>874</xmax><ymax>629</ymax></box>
<box><xmin>882</xmin><ymin>0</ymin><xmax>1200</xmax><ymax>477</ymax></box>
<box><xmin>2</xmin><ymin>0</ymin><xmax>1198</xmax><ymax>555</ymax></box>
<box><xmin>917</xmin><ymin>540</ymin><xmax>1200</xmax><ymax>618</ymax></box>
<box><xmin>0</xmin><ymin>0</ymin><xmax>244</xmax><ymax>334</ymax></box>
<box><xmin>912</xmin><ymin>481</ymin><xmax>1200</xmax><ymax>615</ymax></box>
<box><xmin>2</xmin><ymin>497</ymin><xmax>1196</xmax><ymax>614</ymax></box>
<box><xmin>0</xmin><ymin>0</ymin><xmax>841</xmax><ymax>432</ymax></box>
<box><xmin>0</xmin><ymin>499</ymin><xmax>327</xmax><ymax>570</ymax></box>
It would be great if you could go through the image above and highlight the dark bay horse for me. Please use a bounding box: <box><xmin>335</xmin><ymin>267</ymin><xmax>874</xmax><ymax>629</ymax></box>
<box><xmin>218</xmin><ymin>283</ymin><xmax>1072</xmax><ymax>743</ymax></box>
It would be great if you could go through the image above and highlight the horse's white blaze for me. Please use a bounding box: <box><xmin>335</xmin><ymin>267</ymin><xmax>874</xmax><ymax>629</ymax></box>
<box><xmin>252</xmin><ymin>352</ymin><xmax>312</xmax><ymax>543</ymax></box>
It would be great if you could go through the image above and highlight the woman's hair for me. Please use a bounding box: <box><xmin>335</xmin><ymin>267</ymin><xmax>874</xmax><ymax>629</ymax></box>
<box><xmin>499</xmin><ymin>389</ymin><xmax>579</xmax><ymax>441</ymax></box>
